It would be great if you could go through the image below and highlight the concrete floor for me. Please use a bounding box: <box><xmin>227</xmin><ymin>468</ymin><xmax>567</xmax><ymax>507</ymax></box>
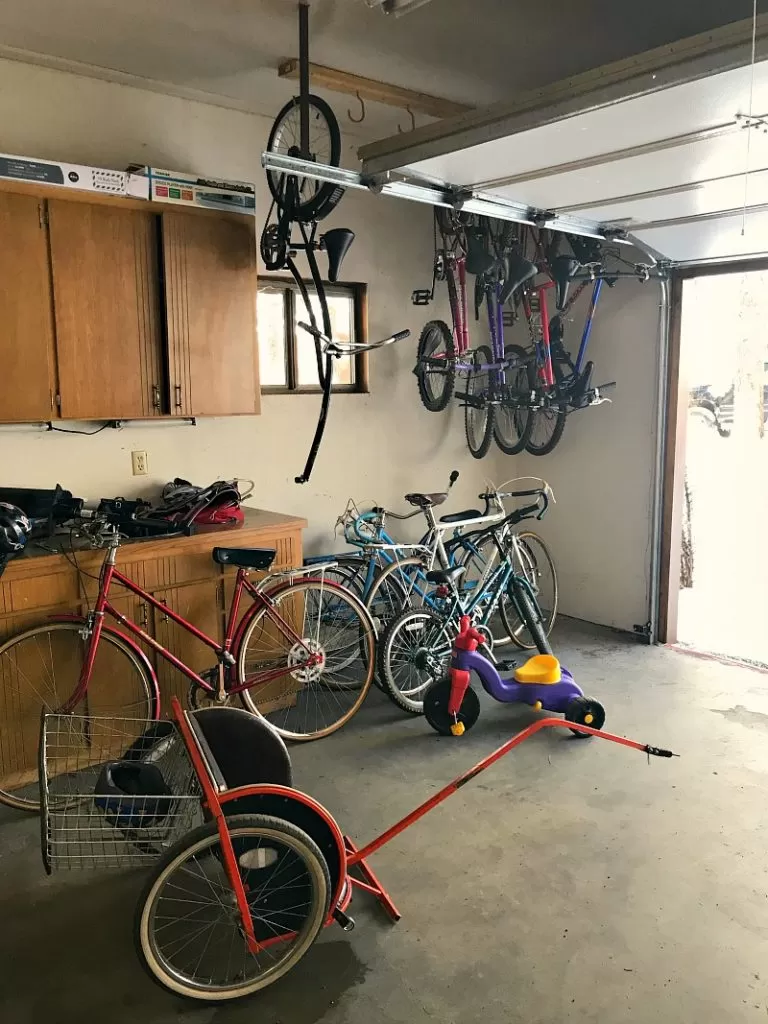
<box><xmin>3</xmin><ymin>618</ymin><xmax>768</xmax><ymax>1024</ymax></box>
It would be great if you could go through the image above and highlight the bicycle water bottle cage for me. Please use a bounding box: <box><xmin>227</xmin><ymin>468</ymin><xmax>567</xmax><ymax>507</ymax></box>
<box><xmin>499</xmin><ymin>251</ymin><xmax>538</xmax><ymax>305</ymax></box>
<box><xmin>322</xmin><ymin>228</ymin><xmax>355</xmax><ymax>283</ymax></box>
<box><xmin>551</xmin><ymin>255</ymin><xmax>580</xmax><ymax>310</ymax></box>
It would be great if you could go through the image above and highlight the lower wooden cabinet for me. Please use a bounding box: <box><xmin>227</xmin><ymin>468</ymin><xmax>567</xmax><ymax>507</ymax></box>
<box><xmin>153</xmin><ymin>579</ymin><xmax>224</xmax><ymax>704</ymax></box>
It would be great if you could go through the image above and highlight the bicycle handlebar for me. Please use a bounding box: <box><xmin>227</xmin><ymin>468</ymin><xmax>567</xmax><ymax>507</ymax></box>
<box><xmin>298</xmin><ymin>321</ymin><xmax>410</xmax><ymax>355</ymax></box>
<box><xmin>478</xmin><ymin>487</ymin><xmax>550</xmax><ymax>519</ymax></box>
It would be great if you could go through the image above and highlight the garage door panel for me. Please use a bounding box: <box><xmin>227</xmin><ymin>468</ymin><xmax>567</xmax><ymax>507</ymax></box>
<box><xmin>636</xmin><ymin>208</ymin><xmax>768</xmax><ymax>263</ymax></box>
<box><xmin>486</xmin><ymin>135</ymin><xmax>768</xmax><ymax>215</ymax></box>
<box><xmin>405</xmin><ymin>62</ymin><xmax>763</xmax><ymax>193</ymax></box>
<box><xmin>568</xmin><ymin>168</ymin><xmax>768</xmax><ymax>227</ymax></box>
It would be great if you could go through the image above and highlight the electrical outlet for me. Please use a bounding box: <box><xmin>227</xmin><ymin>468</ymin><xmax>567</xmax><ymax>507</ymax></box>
<box><xmin>131</xmin><ymin>450</ymin><xmax>148</xmax><ymax>476</ymax></box>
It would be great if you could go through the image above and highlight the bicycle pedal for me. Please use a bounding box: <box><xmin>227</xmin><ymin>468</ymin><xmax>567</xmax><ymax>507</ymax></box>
<box><xmin>501</xmin><ymin>310</ymin><xmax>515</xmax><ymax>327</ymax></box>
<box><xmin>494</xmin><ymin>659</ymin><xmax>518</xmax><ymax>673</ymax></box>
<box><xmin>411</xmin><ymin>289</ymin><xmax>432</xmax><ymax>306</ymax></box>
<box><xmin>333</xmin><ymin>907</ymin><xmax>356</xmax><ymax>932</ymax></box>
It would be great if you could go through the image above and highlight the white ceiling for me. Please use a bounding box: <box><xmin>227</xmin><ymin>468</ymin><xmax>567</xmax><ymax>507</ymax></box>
<box><xmin>0</xmin><ymin>0</ymin><xmax>763</xmax><ymax>146</ymax></box>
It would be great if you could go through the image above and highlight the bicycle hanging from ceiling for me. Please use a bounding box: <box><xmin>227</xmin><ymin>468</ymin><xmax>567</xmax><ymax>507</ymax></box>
<box><xmin>260</xmin><ymin>1</ymin><xmax>409</xmax><ymax>484</ymax></box>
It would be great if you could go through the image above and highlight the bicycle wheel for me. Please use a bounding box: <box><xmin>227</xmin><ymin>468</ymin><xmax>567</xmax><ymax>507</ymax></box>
<box><xmin>135</xmin><ymin>814</ymin><xmax>330</xmax><ymax>1002</ymax></box>
<box><xmin>365</xmin><ymin>557</ymin><xmax>426</xmax><ymax>635</ymax></box>
<box><xmin>378</xmin><ymin>607</ymin><xmax>453</xmax><ymax>715</ymax></box>
<box><xmin>464</xmin><ymin>345</ymin><xmax>495</xmax><ymax>459</ymax></box>
<box><xmin>503</xmin><ymin>577</ymin><xmax>552</xmax><ymax>655</ymax></box>
<box><xmin>494</xmin><ymin>344</ymin><xmax>533</xmax><ymax>455</ymax></box>
<box><xmin>0</xmin><ymin>622</ymin><xmax>155</xmax><ymax>811</ymax></box>
<box><xmin>526</xmin><ymin>358</ymin><xmax>568</xmax><ymax>456</ymax></box>
<box><xmin>266</xmin><ymin>95</ymin><xmax>342</xmax><ymax>222</ymax></box>
<box><xmin>238</xmin><ymin>579</ymin><xmax>375</xmax><ymax>740</ymax></box>
<box><xmin>416</xmin><ymin>320</ymin><xmax>455</xmax><ymax>413</ymax></box>
<box><xmin>500</xmin><ymin>533</ymin><xmax>558</xmax><ymax>649</ymax></box>
<box><xmin>456</xmin><ymin>533</ymin><xmax>514</xmax><ymax>648</ymax></box>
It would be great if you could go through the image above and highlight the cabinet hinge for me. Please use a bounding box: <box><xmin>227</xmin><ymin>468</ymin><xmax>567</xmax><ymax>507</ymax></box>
<box><xmin>54</xmin><ymin>393</ymin><xmax>61</xmax><ymax>409</ymax></box>
<box><xmin>38</xmin><ymin>204</ymin><xmax>48</xmax><ymax>229</ymax></box>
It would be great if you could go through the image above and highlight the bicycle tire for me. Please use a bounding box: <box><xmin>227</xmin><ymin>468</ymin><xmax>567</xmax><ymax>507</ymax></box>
<box><xmin>378</xmin><ymin>606</ymin><xmax>453</xmax><ymax>715</ymax></box>
<box><xmin>455</xmin><ymin>532</ymin><xmax>513</xmax><ymax>648</ymax></box>
<box><xmin>416</xmin><ymin>320</ymin><xmax>456</xmax><ymax>413</ymax></box>
<box><xmin>135</xmin><ymin>814</ymin><xmax>330</xmax><ymax>1001</ymax></box>
<box><xmin>525</xmin><ymin>357</ymin><xmax>568</xmax><ymax>456</ymax></box>
<box><xmin>364</xmin><ymin>557</ymin><xmax>425</xmax><ymax>635</ymax></box>
<box><xmin>464</xmin><ymin>344</ymin><xmax>495</xmax><ymax>459</ymax></box>
<box><xmin>0</xmin><ymin>622</ymin><xmax>155</xmax><ymax>811</ymax></box>
<box><xmin>266</xmin><ymin>95</ymin><xmax>342</xmax><ymax>222</ymax></box>
<box><xmin>494</xmin><ymin>344</ymin><xmax>533</xmax><ymax>455</ymax></box>
<box><xmin>501</xmin><ymin>532</ymin><xmax>558</xmax><ymax>649</ymax></box>
<box><xmin>238</xmin><ymin>578</ymin><xmax>375</xmax><ymax>741</ymax></box>
<box><xmin>505</xmin><ymin>577</ymin><xmax>552</xmax><ymax>655</ymax></box>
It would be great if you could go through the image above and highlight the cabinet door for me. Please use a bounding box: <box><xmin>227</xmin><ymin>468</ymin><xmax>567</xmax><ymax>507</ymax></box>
<box><xmin>48</xmin><ymin>200</ymin><xmax>163</xmax><ymax>419</ymax></box>
<box><xmin>162</xmin><ymin>211</ymin><xmax>259</xmax><ymax>416</ymax></box>
<box><xmin>153</xmin><ymin>580</ymin><xmax>223</xmax><ymax>705</ymax></box>
<box><xmin>0</xmin><ymin>193</ymin><xmax>57</xmax><ymax>421</ymax></box>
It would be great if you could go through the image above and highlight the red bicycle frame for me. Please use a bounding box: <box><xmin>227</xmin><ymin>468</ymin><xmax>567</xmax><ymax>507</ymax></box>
<box><xmin>63</xmin><ymin>542</ymin><xmax>322</xmax><ymax>712</ymax></box>
<box><xmin>445</xmin><ymin>252</ymin><xmax>471</xmax><ymax>356</ymax></box>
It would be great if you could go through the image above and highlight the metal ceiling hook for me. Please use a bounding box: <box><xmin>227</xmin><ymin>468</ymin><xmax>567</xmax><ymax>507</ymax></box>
<box><xmin>348</xmin><ymin>92</ymin><xmax>366</xmax><ymax>123</ymax></box>
<box><xmin>397</xmin><ymin>106</ymin><xmax>416</xmax><ymax>133</ymax></box>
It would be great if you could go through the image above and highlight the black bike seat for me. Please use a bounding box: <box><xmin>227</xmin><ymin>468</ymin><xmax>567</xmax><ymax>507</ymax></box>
<box><xmin>439</xmin><ymin>508</ymin><xmax>482</xmax><ymax>524</ymax></box>
<box><xmin>212</xmin><ymin>547</ymin><xmax>276</xmax><ymax>570</ymax></box>
<box><xmin>405</xmin><ymin>492</ymin><xmax>448</xmax><ymax>508</ymax></box>
<box><xmin>426</xmin><ymin>565</ymin><xmax>466</xmax><ymax>585</ymax></box>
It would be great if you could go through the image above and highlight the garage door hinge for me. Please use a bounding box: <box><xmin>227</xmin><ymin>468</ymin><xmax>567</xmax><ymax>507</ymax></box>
<box><xmin>633</xmin><ymin>621</ymin><xmax>652</xmax><ymax>641</ymax></box>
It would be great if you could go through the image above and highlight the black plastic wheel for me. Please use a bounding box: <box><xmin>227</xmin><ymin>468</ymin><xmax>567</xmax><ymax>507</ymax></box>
<box><xmin>266</xmin><ymin>95</ymin><xmax>342</xmax><ymax>223</ymax></box>
<box><xmin>416</xmin><ymin>320</ymin><xmax>455</xmax><ymax>412</ymax></box>
<box><xmin>525</xmin><ymin>357</ymin><xmax>568</xmax><ymax>456</ymax></box>
<box><xmin>494</xmin><ymin>344</ymin><xmax>533</xmax><ymax>455</ymax></box>
<box><xmin>424</xmin><ymin>676</ymin><xmax>481</xmax><ymax>736</ymax></box>
<box><xmin>564</xmin><ymin>696</ymin><xmax>606</xmax><ymax>738</ymax></box>
<box><xmin>465</xmin><ymin>345</ymin><xmax>495</xmax><ymax>460</ymax></box>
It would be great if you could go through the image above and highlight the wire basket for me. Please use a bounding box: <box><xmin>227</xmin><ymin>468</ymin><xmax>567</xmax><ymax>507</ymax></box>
<box><xmin>40</xmin><ymin>714</ymin><xmax>203</xmax><ymax>872</ymax></box>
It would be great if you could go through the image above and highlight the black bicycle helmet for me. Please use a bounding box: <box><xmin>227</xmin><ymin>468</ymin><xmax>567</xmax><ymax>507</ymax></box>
<box><xmin>94</xmin><ymin>760</ymin><xmax>172</xmax><ymax>830</ymax></box>
<box><xmin>0</xmin><ymin>502</ymin><xmax>30</xmax><ymax>554</ymax></box>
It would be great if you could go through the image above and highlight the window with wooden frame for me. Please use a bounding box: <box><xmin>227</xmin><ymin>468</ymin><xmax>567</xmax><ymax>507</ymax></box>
<box><xmin>257</xmin><ymin>280</ymin><xmax>369</xmax><ymax>393</ymax></box>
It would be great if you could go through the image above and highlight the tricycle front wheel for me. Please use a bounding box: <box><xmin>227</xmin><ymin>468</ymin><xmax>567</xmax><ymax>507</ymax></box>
<box><xmin>424</xmin><ymin>677</ymin><xmax>481</xmax><ymax>736</ymax></box>
<box><xmin>564</xmin><ymin>696</ymin><xmax>606</xmax><ymax>738</ymax></box>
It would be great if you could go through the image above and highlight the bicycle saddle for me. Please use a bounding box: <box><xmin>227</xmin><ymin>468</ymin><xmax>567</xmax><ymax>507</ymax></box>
<box><xmin>499</xmin><ymin>251</ymin><xmax>538</xmax><ymax>305</ymax></box>
<box><xmin>212</xmin><ymin>547</ymin><xmax>276</xmax><ymax>570</ymax></box>
<box><xmin>323</xmin><ymin>228</ymin><xmax>355</xmax><ymax>283</ymax></box>
<box><xmin>439</xmin><ymin>509</ymin><xmax>482</xmax><ymax>524</ymax></box>
<box><xmin>426</xmin><ymin>565</ymin><xmax>466</xmax><ymax>585</ymax></box>
<box><xmin>404</xmin><ymin>492</ymin><xmax>448</xmax><ymax>508</ymax></box>
<box><xmin>551</xmin><ymin>254</ymin><xmax>580</xmax><ymax>310</ymax></box>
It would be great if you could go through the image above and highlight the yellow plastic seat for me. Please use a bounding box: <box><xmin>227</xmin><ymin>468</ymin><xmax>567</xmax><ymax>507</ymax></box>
<box><xmin>514</xmin><ymin>654</ymin><xmax>561</xmax><ymax>685</ymax></box>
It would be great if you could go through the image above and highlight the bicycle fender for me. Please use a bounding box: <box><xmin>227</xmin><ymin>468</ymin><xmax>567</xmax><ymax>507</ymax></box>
<box><xmin>47</xmin><ymin>613</ymin><xmax>161</xmax><ymax>719</ymax></box>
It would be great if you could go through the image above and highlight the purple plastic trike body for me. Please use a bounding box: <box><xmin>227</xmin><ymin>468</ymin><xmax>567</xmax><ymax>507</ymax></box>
<box><xmin>453</xmin><ymin>648</ymin><xmax>583</xmax><ymax>714</ymax></box>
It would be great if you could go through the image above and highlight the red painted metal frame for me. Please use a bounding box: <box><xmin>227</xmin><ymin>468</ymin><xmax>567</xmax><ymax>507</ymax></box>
<box><xmin>171</xmin><ymin>689</ymin><xmax>669</xmax><ymax>949</ymax></box>
<box><xmin>171</xmin><ymin>696</ymin><xmax>260</xmax><ymax>952</ymax></box>
<box><xmin>63</xmin><ymin>557</ymin><xmax>330</xmax><ymax>710</ymax></box>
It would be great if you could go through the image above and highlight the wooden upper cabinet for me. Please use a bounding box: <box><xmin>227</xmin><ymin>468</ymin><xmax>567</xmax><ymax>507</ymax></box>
<box><xmin>162</xmin><ymin>211</ymin><xmax>260</xmax><ymax>416</ymax></box>
<box><xmin>0</xmin><ymin>193</ymin><xmax>57</xmax><ymax>422</ymax></box>
<box><xmin>48</xmin><ymin>201</ymin><xmax>163</xmax><ymax>419</ymax></box>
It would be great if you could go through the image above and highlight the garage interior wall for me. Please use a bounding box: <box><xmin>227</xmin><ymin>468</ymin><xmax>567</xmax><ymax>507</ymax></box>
<box><xmin>514</xmin><ymin>277</ymin><xmax>663</xmax><ymax>632</ymax></box>
<box><xmin>0</xmin><ymin>57</ymin><xmax>492</xmax><ymax>551</ymax></box>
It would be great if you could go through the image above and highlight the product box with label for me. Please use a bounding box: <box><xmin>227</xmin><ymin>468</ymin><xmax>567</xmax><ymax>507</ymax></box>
<box><xmin>129</xmin><ymin>166</ymin><xmax>256</xmax><ymax>215</ymax></box>
<box><xmin>0</xmin><ymin>153</ymin><xmax>149</xmax><ymax>198</ymax></box>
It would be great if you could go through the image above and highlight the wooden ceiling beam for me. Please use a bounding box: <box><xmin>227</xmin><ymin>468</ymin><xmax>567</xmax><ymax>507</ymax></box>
<box><xmin>277</xmin><ymin>58</ymin><xmax>472</xmax><ymax>120</ymax></box>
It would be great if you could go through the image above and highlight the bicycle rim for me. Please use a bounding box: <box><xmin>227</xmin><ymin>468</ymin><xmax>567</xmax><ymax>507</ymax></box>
<box><xmin>465</xmin><ymin>345</ymin><xmax>495</xmax><ymax>459</ymax></box>
<box><xmin>238</xmin><ymin>579</ymin><xmax>375</xmax><ymax>740</ymax></box>
<box><xmin>266</xmin><ymin>95</ymin><xmax>341</xmax><ymax>220</ymax></box>
<box><xmin>494</xmin><ymin>344</ymin><xmax>533</xmax><ymax>455</ymax></box>
<box><xmin>526</xmin><ymin>360</ymin><xmax>568</xmax><ymax>456</ymax></box>
<box><xmin>0</xmin><ymin>623</ymin><xmax>154</xmax><ymax>811</ymax></box>
<box><xmin>136</xmin><ymin>815</ymin><xmax>330</xmax><ymax>1001</ymax></box>
<box><xmin>380</xmin><ymin>608</ymin><xmax>453</xmax><ymax>714</ymax></box>
<box><xmin>417</xmin><ymin>320</ymin><xmax>455</xmax><ymax>413</ymax></box>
